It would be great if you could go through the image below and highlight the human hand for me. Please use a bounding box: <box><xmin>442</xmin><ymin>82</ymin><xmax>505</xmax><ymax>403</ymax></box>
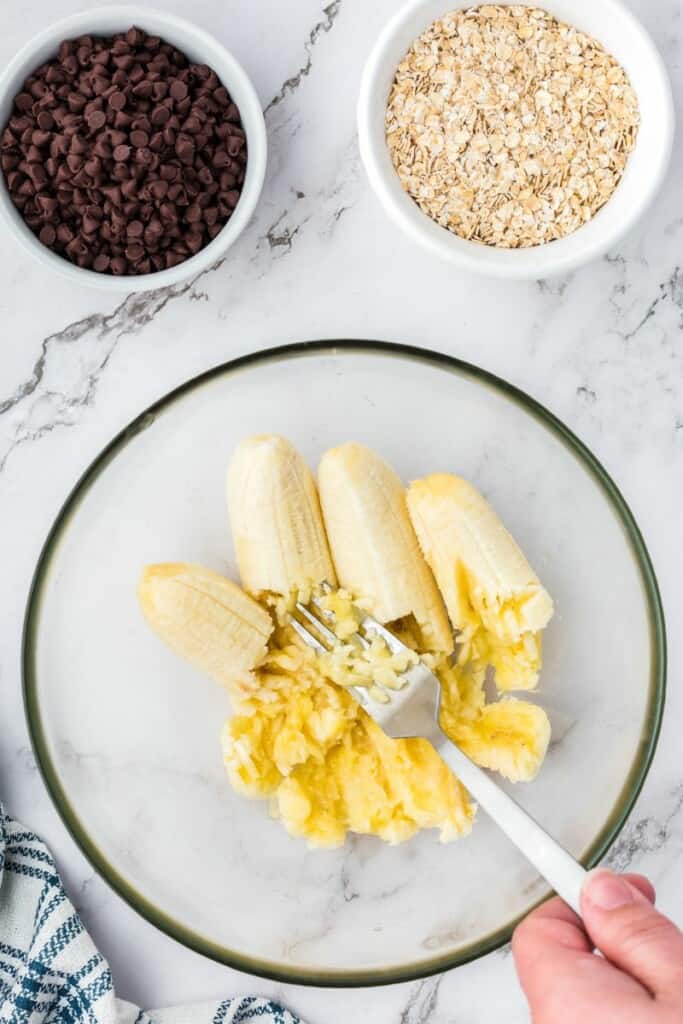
<box><xmin>512</xmin><ymin>870</ymin><xmax>683</xmax><ymax>1023</ymax></box>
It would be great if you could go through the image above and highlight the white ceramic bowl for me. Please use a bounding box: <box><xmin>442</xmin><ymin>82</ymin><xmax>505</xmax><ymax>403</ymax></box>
<box><xmin>0</xmin><ymin>6</ymin><xmax>267</xmax><ymax>292</ymax></box>
<box><xmin>358</xmin><ymin>0</ymin><xmax>675</xmax><ymax>279</ymax></box>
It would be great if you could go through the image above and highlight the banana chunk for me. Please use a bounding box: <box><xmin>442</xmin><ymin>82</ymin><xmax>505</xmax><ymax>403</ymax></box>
<box><xmin>318</xmin><ymin>443</ymin><xmax>453</xmax><ymax>654</ymax></box>
<box><xmin>138</xmin><ymin>563</ymin><xmax>272</xmax><ymax>693</ymax></box>
<box><xmin>407</xmin><ymin>473</ymin><xmax>553</xmax><ymax>690</ymax></box>
<box><xmin>447</xmin><ymin>697</ymin><xmax>551</xmax><ymax>783</ymax></box>
<box><xmin>227</xmin><ymin>435</ymin><xmax>336</xmax><ymax>601</ymax></box>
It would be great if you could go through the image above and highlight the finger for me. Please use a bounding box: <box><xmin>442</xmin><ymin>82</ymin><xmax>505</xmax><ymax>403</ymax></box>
<box><xmin>581</xmin><ymin>870</ymin><xmax>683</xmax><ymax>998</ymax></box>
<box><xmin>513</xmin><ymin>896</ymin><xmax>650</xmax><ymax>1019</ymax></box>
<box><xmin>525</xmin><ymin>874</ymin><xmax>654</xmax><ymax>932</ymax></box>
<box><xmin>620</xmin><ymin>873</ymin><xmax>656</xmax><ymax>905</ymax></box>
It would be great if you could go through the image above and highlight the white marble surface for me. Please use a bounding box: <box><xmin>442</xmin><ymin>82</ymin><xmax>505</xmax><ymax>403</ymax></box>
<box><xmin>0</xmin><ymin>0</ymin><xmax>682</xmax><ymax>1021</ymax></box>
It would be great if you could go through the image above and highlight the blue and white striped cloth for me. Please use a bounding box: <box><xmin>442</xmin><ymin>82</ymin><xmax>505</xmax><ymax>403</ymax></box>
<box><xmin>0</xmin><ymin>803</ymin><xmax>302</xmax><ymax>1024</ymax></box>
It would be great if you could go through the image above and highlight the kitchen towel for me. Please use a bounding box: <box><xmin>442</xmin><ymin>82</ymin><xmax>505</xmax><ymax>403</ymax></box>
<box><xmin>0</xmin><ymin>801</ymin><xmax>302</xmax><ymax>1024</ymax></box>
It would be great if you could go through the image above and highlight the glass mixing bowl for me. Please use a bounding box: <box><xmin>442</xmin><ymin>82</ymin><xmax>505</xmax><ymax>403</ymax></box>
<box><xmin>23</xmin><ymin>341</ymin><xmax>665</xmax><ymax>985</ymax></box>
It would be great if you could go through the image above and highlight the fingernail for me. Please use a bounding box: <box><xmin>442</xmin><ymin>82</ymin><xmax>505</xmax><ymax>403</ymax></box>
<box><xmin>584</xmin><ymin>871</ymin><xmax>640</xmax><ymax>910</ymax></box>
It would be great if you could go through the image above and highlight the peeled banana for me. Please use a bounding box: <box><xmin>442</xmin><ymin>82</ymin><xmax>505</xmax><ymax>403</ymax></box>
<box><xmin>138</xmin><ymin>562</ymin><xmax>272</xmax><ymax>693</ymax></box>
<box><xmin>227</xmin><ymin>434</ymin><xmax>336</xmax><ymax>602</ymax></box>
<box><xmin>407</xmin><ymin>473</ymin><xmax>553</xmax><ymax>689</ymax></box>
<box><xmin>318</xmin><ymin>443</ymin><xmax>453</xmax><ymax>655</ymax></box>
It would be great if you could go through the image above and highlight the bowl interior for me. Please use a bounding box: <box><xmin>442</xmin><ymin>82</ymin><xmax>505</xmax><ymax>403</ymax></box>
<box><xmin>0</xmin><ymin>5</ymin><xmax>266</xmax><ymax>291</ymax></box>
<box><xmin>24</xmin><ymin>343</ymin><xmax>664</xmax><ymax>984</ymax></box>
<box><xmin>359</xmin><ymin>0</ymin><xmax>674</xmax><ymax>276</ymax></box>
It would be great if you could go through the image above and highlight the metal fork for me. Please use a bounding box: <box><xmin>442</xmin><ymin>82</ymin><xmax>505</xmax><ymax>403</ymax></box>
<box><xmin>291</xmin><ymin>592</ymin><xmax>587</xmax><ymax>916</ymax></box>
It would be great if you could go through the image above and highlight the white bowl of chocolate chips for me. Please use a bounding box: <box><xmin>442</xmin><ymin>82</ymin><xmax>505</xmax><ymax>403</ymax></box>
<box><xmin>0</xmin><ymin>5</ymin><xmax>267</xmax><ymax>291</ymax></box>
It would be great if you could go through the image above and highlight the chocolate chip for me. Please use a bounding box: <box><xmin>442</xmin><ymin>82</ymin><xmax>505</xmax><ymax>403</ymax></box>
<box><xmin>101</xmin><ymin>184</ymin><xmax>122</xmax><ymax>206</ymax></box>
<box><xmin>112</xmin><ymin>55</ymin><xmax>135</xmax><ymax>72</ymax></box>
<box><xmin>130</xmin><ymin>129</ymin><xmax>149</xmax><ymax>147</ymax></box>
<box><xmin>87</xmin><ymin>110</ymin><xmax>106</xmax><ymax>131</ymax></box>
<box><xmin>37</xmin><ymin>195</ymin><xmax>58</xmax><ymax>217</ymax></box>
<box><xmin>148</xmin><ymin>178</ymin><xmax>167</xmax><ymax>199</ymax></box>
<box><xmin>125</xmin><ymin>241</ymin><xmax>145</xmax><ymax>262</ymax></box>
<box><xmin>112</xmin><ymin>144</ymin><xmax>130</xmax><ymax>161</ymax></box>
<box><xmin>84</xmin><ymin>156</ymin><xmax>101</xmax><ymax>177</ymax></box>
<box><xmin>185</xmin><ymin>230</ymin><xmax>203</xmax><ymax>253</ymax></box>
<box><xmin>108</xmin><ymin>90</ymin><xmax>126</xmax><ymax>111</ymax></box>
<box><xmin>39</xmin><ymin>224</ymin><xmax>56</xmax><ymax>245</ymax></box>
<box><xmin>165</xmin><ymin>250</ymin><xmax>184</xmax><ymax>268</ymax></box>
<box><xmin>175</xmin><ymin>136</ymin><xmax>194</xmax><ymax>164</ymax></box>
<box><xmin>169</xmin><ymin>80</ymin><xmax>188</xmax><ymax>102</ymax></box>
<box><xmin>227</xmin><ymin>136</ymin><xmax>244</xmax><ymax>158</ymax></box>
<box><xmin>113</xmin><ymin>111</ymin><xmax>133</xmax><ymax>130</ymax></box>
<box><xmin>82</xmin><ymin>213</ymin><xmax>100</xmax><ymax>234</ymax></box>
<box><xmin>93</xmin><ymin>137</ymin><xmax>112</xmax><ymax>159</ymax></box>
<box><xmin>31</xmin><ymin>129</ymin><xmax>51</xmax><ymax>147</ymax></box>
<box><xmin>132</xmin><ymin>80</ymin><xmax>153</xmax><ymax>99</ymax></box>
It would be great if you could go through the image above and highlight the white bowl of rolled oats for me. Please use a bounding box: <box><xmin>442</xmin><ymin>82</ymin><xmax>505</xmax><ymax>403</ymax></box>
<box><xmin>358</xmin><ymin>0</ymin><xmax>674</xmax><ymax>278</ymax></box>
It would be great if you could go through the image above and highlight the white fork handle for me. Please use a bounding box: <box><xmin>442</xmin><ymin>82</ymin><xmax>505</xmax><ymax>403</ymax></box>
<box><xmin>437</xmin><ymin>738</ymin><xmax>586</xmax><ymax>916</ymax></box>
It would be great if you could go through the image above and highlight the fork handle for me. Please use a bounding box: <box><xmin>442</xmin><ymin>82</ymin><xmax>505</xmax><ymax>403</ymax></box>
<box><xmin>436</xmin><ymin>737</ymin><xmax>587</xmax><ymax>916</ymax></box>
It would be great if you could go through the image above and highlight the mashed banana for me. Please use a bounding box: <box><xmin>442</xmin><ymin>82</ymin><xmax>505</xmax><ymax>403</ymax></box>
<box><xmin>221</xmin><ymin>629</ymin><xmax>549</xmax><ymax>848</ymax></box>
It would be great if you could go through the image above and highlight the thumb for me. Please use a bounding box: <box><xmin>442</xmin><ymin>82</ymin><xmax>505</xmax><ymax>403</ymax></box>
<box><xmin>582</xmin><ymin>870</ymin><xmax>683</xmax><ymax>999</ymax></box>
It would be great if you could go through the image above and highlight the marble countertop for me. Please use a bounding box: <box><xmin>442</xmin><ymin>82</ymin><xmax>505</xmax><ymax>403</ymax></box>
<box><xmin>1</xmin><ymin>0</ymin><xmax>682</xmax><ymax>1020</ymax></box>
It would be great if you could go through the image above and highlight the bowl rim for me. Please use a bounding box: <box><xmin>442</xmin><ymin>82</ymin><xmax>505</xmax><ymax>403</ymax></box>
<box><xmin>22</xmin><ymin>339</ymin><xmax>667</xmax><ymax>987</ymax></box>
<box><xmin>0</xmin><ymin>4</ymin><xmax>267</xmax><ymax>293</ymax></box>
<box><xmin>357</xmin><ymin>0</ymin><xmax>675</xmax><ymax>279</ymax></box>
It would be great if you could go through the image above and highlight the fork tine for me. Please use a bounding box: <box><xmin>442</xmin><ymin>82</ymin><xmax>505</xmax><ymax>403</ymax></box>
<box><xmin>290</xmin><ymin>606</ymin><xmax>371</xmax><ymax>711</ymax></box>
<box><xmin>360</xmin><ymin>614</ymin><xmax>409</xmax><ymax>656</ymax></box>
<box><xmin>316</xmin><ymin>581</ymin><xmax>411</xmax><ymax>657</ymax></box>
<box><xmin>289</xmin><ymin>615</ymin><xmax>328</xmax><ymax>654</ymax></box>
<box><xmin>306</xmin><ymin>596</ymin><xmax>374</xmax><ymax>651</ymax></box>
<box><xmin>295</xmin><ymin>601</ymin><xmax>339</xmax><ymax>646</ymax></box>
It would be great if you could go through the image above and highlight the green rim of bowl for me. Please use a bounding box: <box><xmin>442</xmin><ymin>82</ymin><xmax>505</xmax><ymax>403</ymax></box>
<box><xmin>23</xmin><ymin>339</ymin><xmax>667</xmax><ymax>987</ymax></box>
